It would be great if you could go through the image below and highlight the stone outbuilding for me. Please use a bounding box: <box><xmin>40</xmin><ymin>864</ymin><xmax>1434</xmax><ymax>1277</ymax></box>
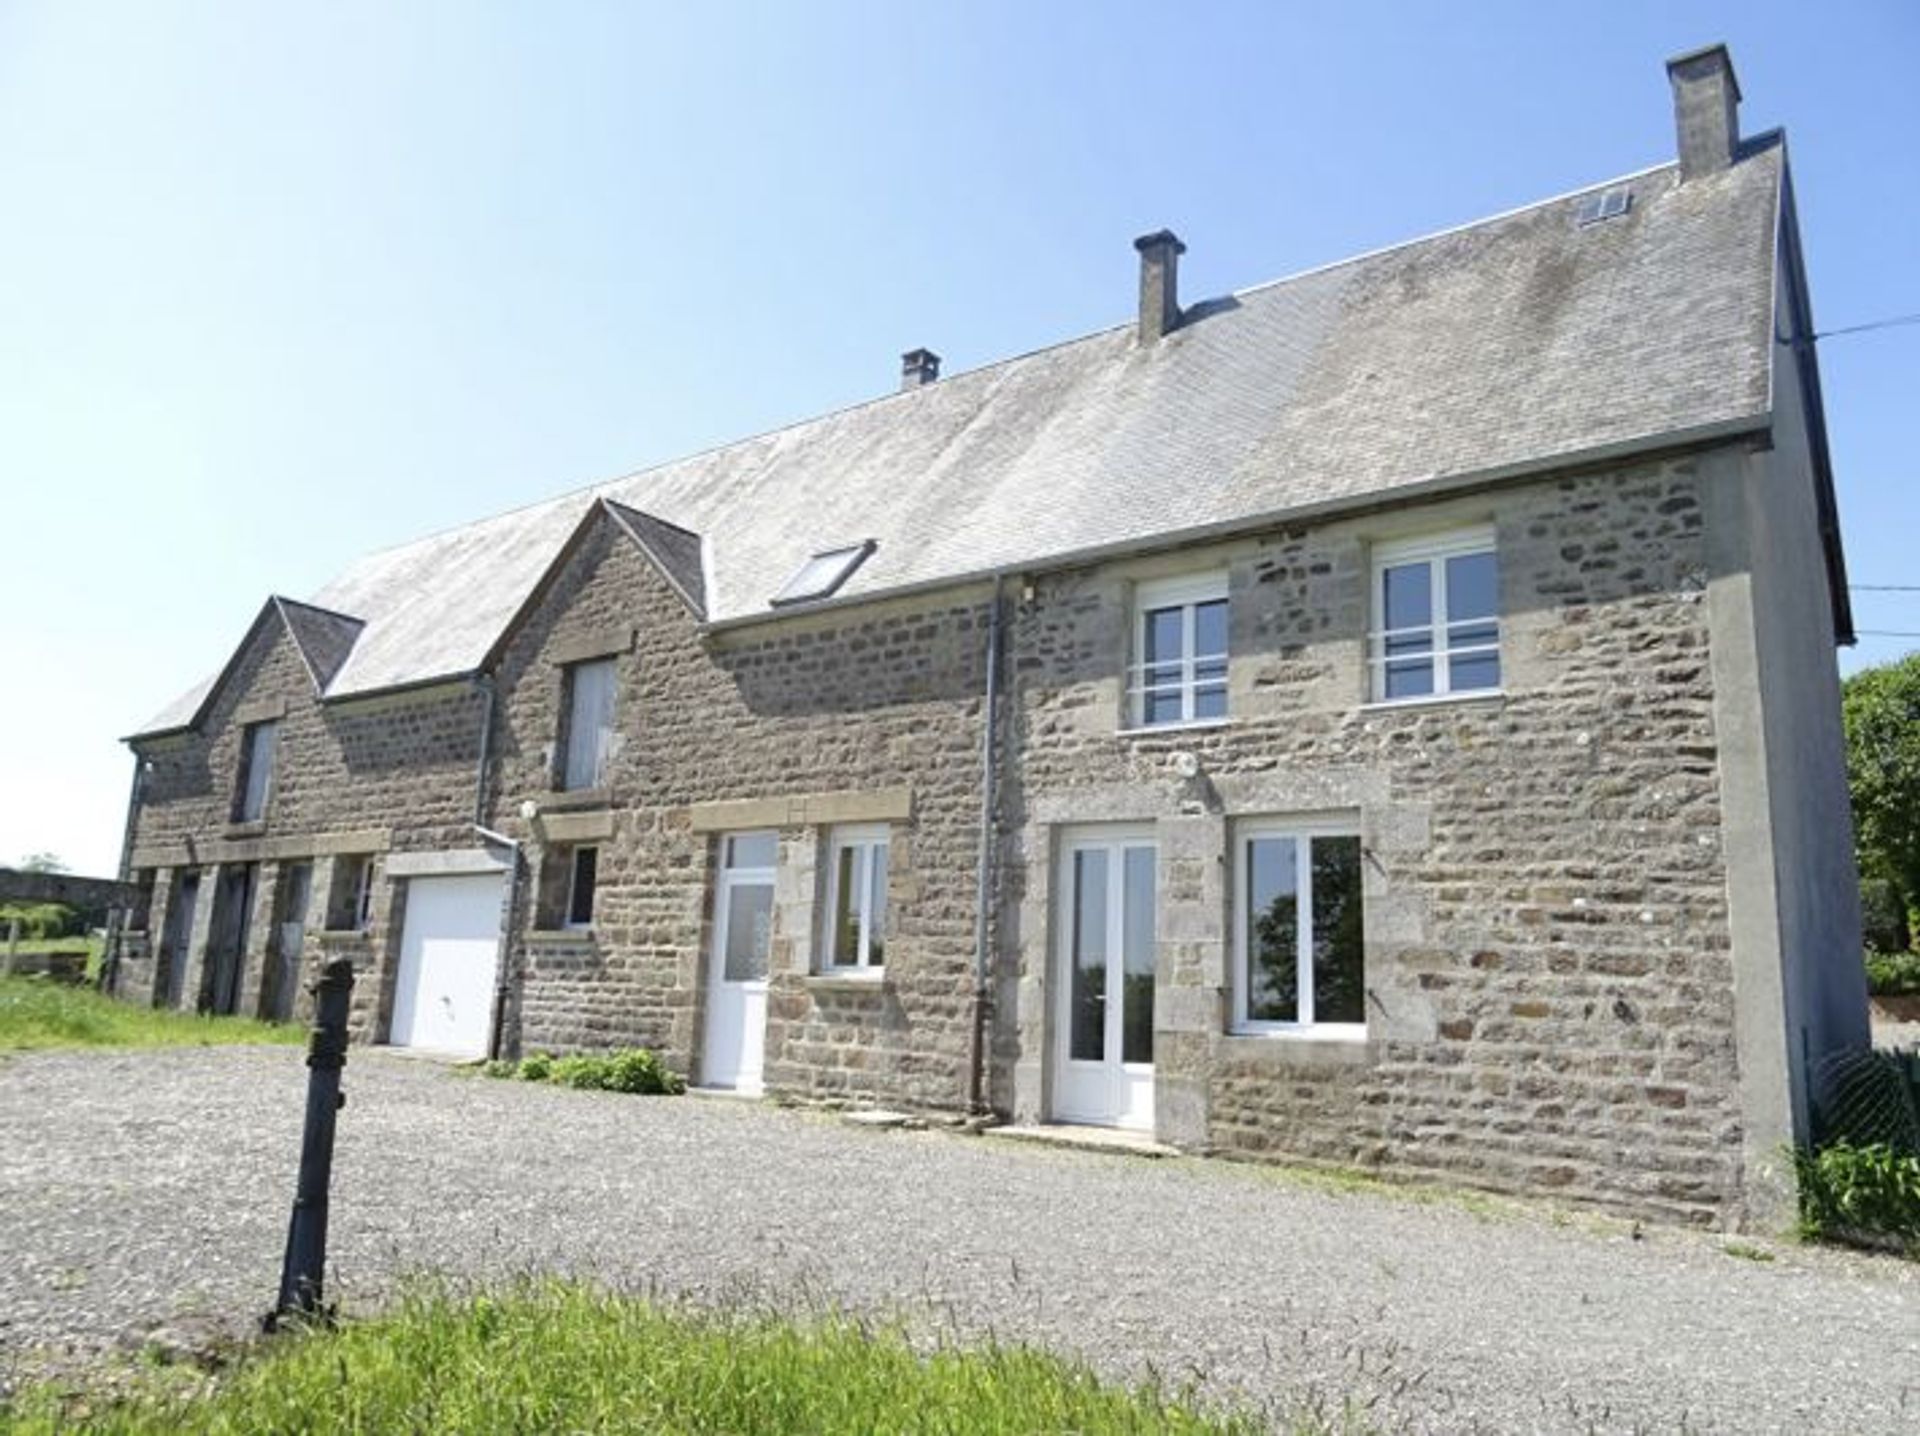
<box><xmin>114</xmin><ymin>46</ymin><xmax>1866</xmax><ymax>1229</ymax></box>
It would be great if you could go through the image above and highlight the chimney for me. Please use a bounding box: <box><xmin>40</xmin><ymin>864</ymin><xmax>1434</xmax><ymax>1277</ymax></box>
<box><xmin>1133</xmin><ymin>229</ymin><xmax>1185</xmax><ymax>344</ymax></box>
<box><xmin>1667</xmin><ymin>43</ymin><xmax>1741</xmax><ymax>179</ymax></box>
<box><xmin>899</xmin><ymin>347</ymin><xmax>940</xmax><ymax>390</ymax></box>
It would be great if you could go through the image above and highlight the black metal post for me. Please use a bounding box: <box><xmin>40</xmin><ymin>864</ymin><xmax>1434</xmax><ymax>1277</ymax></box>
<box><xmin>268</xmin><ymin>957</ymin><xmax>354</xmax><ymax>1329</ymax></box>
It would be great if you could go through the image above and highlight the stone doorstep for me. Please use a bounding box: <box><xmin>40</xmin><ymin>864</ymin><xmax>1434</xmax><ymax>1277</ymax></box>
<box><xmin>984</xmin><ymin>1123</ymin><xmax>1181</xmax><ymax>1159</ymax></box>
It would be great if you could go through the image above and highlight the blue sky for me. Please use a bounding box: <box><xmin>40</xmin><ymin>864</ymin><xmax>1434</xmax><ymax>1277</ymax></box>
<box><xmin>2</xmin><ymin>2</ymin><xmax>1914</xmax><ymax>874</ymax></box>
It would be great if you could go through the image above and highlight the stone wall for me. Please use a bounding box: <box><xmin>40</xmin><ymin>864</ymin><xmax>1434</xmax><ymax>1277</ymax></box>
<box><xmin>118</xmin><ymin>450</ymin><xmax>1814</xmax><ymax>1226</ymax></box>
<box><xmin>123</xmin><ymin>609</ymin><xmax>484</xmax><ymax>1023</ymax></box>
<box><xmin>486</xmin><ymin>512</ymin><xmax>992</xmax><ymax>1108</ymax></box>
<box><xmin>1003</xmin><ymin>458</ymin><xmax>1748</xmax><ymax>1226</ymax></box>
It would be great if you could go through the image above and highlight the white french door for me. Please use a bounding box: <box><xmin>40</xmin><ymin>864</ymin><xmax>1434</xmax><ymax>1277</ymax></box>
<box><xmin>1053</xmin><ymin>827</ymin><xmax>1157</xmax><ymax>1131</ymax></box>
<box><xmin>701</xmin><ymin>832</ymin><xmax>776</xmax><ymax>1093</ymax></box>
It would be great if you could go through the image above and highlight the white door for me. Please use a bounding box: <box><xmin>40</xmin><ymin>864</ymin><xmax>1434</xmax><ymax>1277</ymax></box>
<box><xmin>1053</xmin><ymin>828</ymin><xmax>1157</xmax><ymax>1130</ymax></box>
<box><xmin>391</xmin><ymin>872</ymin><xmax>504</xmax><ymax>1058</ymax></box>
<box><xmin>701</xmin><ymin>832</ymin><xmax>776</xmax><ymax>1093</ymax></box>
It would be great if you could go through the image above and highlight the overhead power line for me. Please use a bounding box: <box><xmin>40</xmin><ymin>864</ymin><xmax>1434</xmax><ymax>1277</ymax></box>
<box><xmin>1855</xmin><ymin>629</ymin><xmax>1920</xmax><ymax>639</ymax></box>
<box><xmin>1851</xmin><ymin>584</ymin><xmax>1920</xmax><ymax>593</ymax></box>
<box><xmin>1810</xmin><ymin>312</ymin><xmax>1920</xmax><ymax>342</ymax></box>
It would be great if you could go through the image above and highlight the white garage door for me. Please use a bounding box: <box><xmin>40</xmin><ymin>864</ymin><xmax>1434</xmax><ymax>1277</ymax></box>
<box><xmin>390</xmin><ymin>873</ymin><xmax>504</xmax><ymax>1058</ymax></box>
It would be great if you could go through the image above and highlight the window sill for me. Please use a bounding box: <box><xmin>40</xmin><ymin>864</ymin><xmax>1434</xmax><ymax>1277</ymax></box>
<box><xmin>538</xmin><ymin>787</ymin><xmax>611</xmax><ymax>813</ymax></box>
<box><xmin>807</xmin><ymin>971</ymin><xmax>888</xmax><ymax>994</ymax></box>
<box><xmin>318</xmin><ymin>927</ymin><xmax>372</xmax><ymax>939</ymax></box>
<box><xmin>1115</xmin><ymin>718</ymin><xmax>1235</xmax><ymax>739</ymax></box>
<box><xmin>1220</xmin><ymin>1028</ymin><xmax>1372</xmax><ymax>1067</ymax></box>
<box><xmin>1359</xmin><ymin>689</ymin><xmax>1506</xmax><ymax>715</ymax></box>
<box><xmin>224</xmin><ymin>820</ymin><xmax>268</xmax><ymax>839</ymax></box>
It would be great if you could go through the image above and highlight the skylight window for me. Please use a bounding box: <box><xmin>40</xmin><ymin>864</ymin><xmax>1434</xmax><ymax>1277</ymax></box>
<box><xmin>771</xmin><ymin>541</ymin><xmax>876</xmax><ymax>606</ymax></box>
<box><xmin>1573</xmin><ymin>186</ymin><xmax>1632</xmax><ymax>227</ymax></box>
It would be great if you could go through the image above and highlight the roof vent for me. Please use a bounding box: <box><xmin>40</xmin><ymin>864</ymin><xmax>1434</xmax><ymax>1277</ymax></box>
<box><xmin>771</xmin><ymin>541</ymin><xmax>876</xmax><ymax>606</ymax></box>
<box><xmin>1574</xmin><ymin>186</ymin><xmax>1633</xmax><ymax>227</ymax></box>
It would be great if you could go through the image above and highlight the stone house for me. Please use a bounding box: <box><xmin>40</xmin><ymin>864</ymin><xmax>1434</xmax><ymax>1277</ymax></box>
<box><xmin>114</xmin><ymin>46</ymin><xmax>1866</xmax><ymax>1227</ymax></box>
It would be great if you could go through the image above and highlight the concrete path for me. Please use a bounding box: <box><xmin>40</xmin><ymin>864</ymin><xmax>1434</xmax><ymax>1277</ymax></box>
<box><xmin>1</xmin><ymin>1046</ymin><xmax>1915</xmax><ymax>1433</ymax></box>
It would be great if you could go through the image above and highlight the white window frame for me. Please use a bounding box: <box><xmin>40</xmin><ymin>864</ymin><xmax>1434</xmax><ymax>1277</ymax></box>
<box><xmin>1231</xmin><ymin>816</ymin><xmax>1367</xmax><ymax>1038</ymax></box>
<box><xmin>560</xmin><ymin>657</ymin><xmax>617</xmax><ymax>791</ymax></box>
<box><xmin>351</xmin><ymin>856</ymin><xmax>376</xmax><ymax>932</ymax></box>
<box><xmin>235</xmin><ymin>719</ymin><xmax>278</xmax><ymax>822</ymax></box>
<box><xmin>564</xmin><ymin>846</ymin><xmax>598</xmax><ymax>931</ymax></box>
<box><xmin>1128</xmin><ymin>573</ymin><xmax>1229</xmax><ymax>730</ymax></box>
<box><xmin>821</xmin><ymin>824</ymin><xmax>889</xmax><ymax>972</ymax></box>
<box><xmin>1368</xmin><ymin>527</ymin><xmax>1500</xmax><ymax>704</ymax></box>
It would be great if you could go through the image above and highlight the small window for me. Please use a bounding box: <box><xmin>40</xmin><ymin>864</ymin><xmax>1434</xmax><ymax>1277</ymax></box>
<box><xmin>1369</xmin><ymin>529</ymin><xmax>1499</xmax><ymax>702</ymax></box>
<box><xmin>1129</xmin><ymin>574</ymin><xmax>1228</xmax><ymax>728</ymax></box>
<box><xmin>329</xmin><ymin>856</ymin><xmax>375</xmax><ymax>932</ymax></box>
<box><xmin>233</xmin><ymin>720</ymin><xmax>279</xmax><ymax>822</ymax></box>
<box><xmin>1233</xmin><ymin>824</ymin><xmax>1366</xmax><ymax>1034</ymax></box>
<box><xmin>128</xmin><ymin>869</ymin><xmax>156</xmax><ymax>932</ymax></box>
<box><xmin>565</xmin><ymin>846</ymin><xmax>598</xmax><ymax>930</ymax></box>
<box><xmin>822</xmin><ymin>825</ymin><xmax>889</xmax><ymax>971</ymax></box>
<box><xmin>560</xmin><ymin>658</ymin><xmax>617</xmax><ymax>791</ymax></box>
<box><xmin>771</xmin><ymin>541</ymin><xmax>875</xmax><ymax>606</ymax></box>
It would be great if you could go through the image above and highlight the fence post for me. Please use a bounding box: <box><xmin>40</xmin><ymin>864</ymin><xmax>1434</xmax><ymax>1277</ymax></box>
<box><xmin>268</xmin><ymin>956</ymin><xmax>354</xmax><ymax>1329</ymax></box>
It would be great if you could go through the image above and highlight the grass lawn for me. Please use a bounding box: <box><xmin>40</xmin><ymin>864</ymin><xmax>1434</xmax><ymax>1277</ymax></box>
<box><xmin>0</xmin><ymin>1283</ymin><xmax>1287</xmax><ymax>1435</ymax></box>
<box><xmin>0</xmin><ymin>976</ymin><xmax>302</xmax><ymax>1053</ymax></box>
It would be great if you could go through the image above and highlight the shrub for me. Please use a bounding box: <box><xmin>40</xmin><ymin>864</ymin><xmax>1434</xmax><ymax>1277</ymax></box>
<box><xmin>605</xmin><ymin>1047</ymin><xmax>685</xmax><ymax>1095</ymax></box>
<box><xmin>1860</xmin><ymin>878</ymin><xmax>1912</xmax><ymax>956</ymax></box>
<box><xmin>1866</xmin><ymin>950</ymin><xmax>1920</xmax><ymax>997</ymax></box>
<box><xmin>549</xmin><ymin>1053</ymin><xmax>610</xmax><ymax>1089</ymax></box>
<box><xmin>1793</xmin><ymin>1141</ymin><xmax>1920</xmax><ymax>1254</ymax></box>
<box><xmin>517</xmin><ymin>1052</ymin><xmax>552</xmax><ymax>1082</ymax></box>
<box><xmin>0</xmin><ymin>902</ymin><xmax>80</xmax><ymax>941</ymax></box>
<box><xmin>480</xmin><ymin>1059</ymin><xmax>517</xmax><ymax>1079</ymax></box>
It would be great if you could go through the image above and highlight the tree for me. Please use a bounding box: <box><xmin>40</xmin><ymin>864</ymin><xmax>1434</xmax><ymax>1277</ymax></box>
<box><xmin>1842</xmin><ymin>653</ymin><xmax>1920</xmax><ymax>946</ymax></box>
<box><xmin>18</xmin><ymin>853</ymin><xmax>67</xmax><ymax>874</ymax></box>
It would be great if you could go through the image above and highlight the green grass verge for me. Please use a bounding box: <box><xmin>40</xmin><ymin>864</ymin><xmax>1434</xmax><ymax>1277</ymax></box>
<box><xmin>0</xmin><ymin>976</ymin><xmax>302</xmax><ymax>1053</ymax></box>
<box><xmin>0</xmin><ymin>1283</ymin><xmax>1289</xmax><ymax>1435</ymax></box>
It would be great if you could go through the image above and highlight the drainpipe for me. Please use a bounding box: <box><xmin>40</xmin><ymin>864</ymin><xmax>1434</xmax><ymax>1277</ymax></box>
<box><xmin>966</xmin><ymin>575</ymin><xmax>1006</xmax><ymax>1116</ymax></box>
<box><xmin>473</xmin><ymin>821</ymin><xmax>520</xmax><ymax>1063</ymax></box>
<box><xmin>472</xmin><ymin>674</ymin><xmax>496</xmax><ymax>827</ymax></box>
<box><xmin>469</xmin><ymin>674</ymin><xmax>518</xmax><ymax>1062</ymax></box>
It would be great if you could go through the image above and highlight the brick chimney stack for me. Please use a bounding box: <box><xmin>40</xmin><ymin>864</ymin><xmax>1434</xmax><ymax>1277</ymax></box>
<box><xmin>1133</xmin><ymin>230</ymin><xmax>1185</xmax><ymax>344</ymax></box>
<box><xmin>899</xmin><ymin>348</ymin><xmax>941</xmax><ymax>391</ymax></box>
<box><xmin>1667</xmin><ymin>44</ymin><xmax>1741</xmax><ymax>180</ymax></box>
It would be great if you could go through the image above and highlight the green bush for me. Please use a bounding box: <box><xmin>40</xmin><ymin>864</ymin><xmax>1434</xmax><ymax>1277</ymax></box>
<box><xmin>1793</xmin><ymin>1140</ymin><xmax>1920</xmax><ymax>1254</ymax></box>
<box><xmin>483</xmin><ymin>1048</ymin><xmax>683</xmax><ymax>1094</ymax></box>
<box><xmin>1860</xmin><ymin>878</ymin><xmax>1912</xmax><ymax>956</ymax></box>
<box><xmin>549</xmin><ymin>1054</ymin><xmax>607</xmax><ymax>1089</ymax></box>
<box><xmin>0</xmin><ymin>902</ymin><xmax>79</xmax><ymax>941</ymax></box>
<box><xmin>604</xmin><ymin>1047</ymin><xmax>685</xmax><ymax>1095</ymax></box>
<box><xmin>1866</xmin><ymin>950</ymin><xmax>1920</xmax><ymax>997</ymax></box>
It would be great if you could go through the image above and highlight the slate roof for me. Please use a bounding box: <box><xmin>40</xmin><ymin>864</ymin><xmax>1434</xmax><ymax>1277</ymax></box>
<box><xmin>133</xmin><ymin>140</ymin><xmax>1800</xmax><ymax>738</ymax></box>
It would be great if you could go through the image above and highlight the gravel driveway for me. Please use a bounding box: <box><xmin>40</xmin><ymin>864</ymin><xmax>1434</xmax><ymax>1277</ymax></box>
<box><xmin>2</xmin><ymin>1046</ymin><xmax>1915</xmax><ymax>1433</ymax></box>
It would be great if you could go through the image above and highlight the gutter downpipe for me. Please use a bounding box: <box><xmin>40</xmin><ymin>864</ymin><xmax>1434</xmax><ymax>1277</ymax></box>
<box><xmin>470</xmin><ymin>676</ymin><xmax>517</xmax><ymax>1063</ymax></box>
<box><xmin>967</xmin><ymin>575</ymin><xmax>1006</xmax><ymax>1117</ymax></box>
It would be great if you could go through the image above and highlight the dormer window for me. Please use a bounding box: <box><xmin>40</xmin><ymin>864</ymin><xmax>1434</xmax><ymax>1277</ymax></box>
<box><xmin>233</xmin><ymin>720</ymin><xmax>278</xmax><ymax>822</ymax></box>
<box><xmin>1129</xmin><ymin>574</ymin><xmax>1228</xmax><ymax>728</ymax></box>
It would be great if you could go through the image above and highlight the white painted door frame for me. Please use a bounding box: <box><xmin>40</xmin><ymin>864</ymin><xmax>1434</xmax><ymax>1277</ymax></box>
<box><xmin>1052</xmin><ymin>825</ymin><xmax>1157</xmax><ymax>1131</ymax></box>
<box><xmin>701</xmin><ymin>832</ymin><xmax>777</xmax><ymax>1093</ymax></box>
